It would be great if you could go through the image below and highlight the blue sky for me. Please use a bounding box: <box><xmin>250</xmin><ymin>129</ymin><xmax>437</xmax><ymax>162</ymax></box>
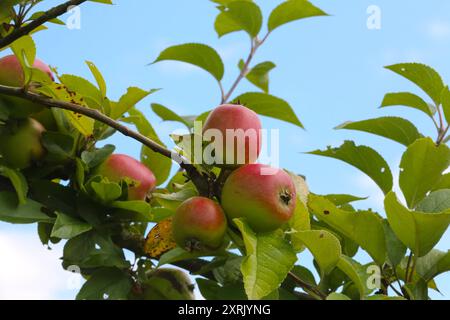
<box><xmin>0</xmin><ymin>0</ymin><xmax>449</xmax><ymax>299</ymax></box>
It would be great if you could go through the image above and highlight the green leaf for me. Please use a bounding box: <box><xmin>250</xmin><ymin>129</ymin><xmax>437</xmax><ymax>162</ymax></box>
<box><xmin>239</xmin><ymin>60</ymin><xmax>276</xmax><ymax>93</ymax></box>
<box><xmin>214</xmin><ymin>1</ymin><xmax>263</xmax><ymax>37</ymax></box>
<box><xmin>286</xmin><ymin>172</ymin><xmax>310</xmax><ymax>249</ymax></box>
<box><xmin>385</xmin><ymin>63</ymin><xmax>444</xmax><ymax>106</ymax></box>
<box><xmin>432</xmin><ymin>173</ymin><xmax>450</xmax><ymax>191</ymax></box>
<box><xmin>382</xmin><ymin>220</ymin><xmax>407</xmax><ymax>268</ymax></box>
<box><xmin>90</xmin><ymin>180</ymin><xmax>122</xmax><ymax>203</ymax></box>
<box><xmin>51</xmin><ymin>212</ymin><xmax>92</xmax><ymax>239</ymax></box>
<box><xmin>151</xmin><ymin>103</ymin><xmax>191</xmax><ymax>128</ymax></box>
<box><xmin>268</xmin><ymin>0</ymin><xmax>328</xmax><ymax>32</ymax></box>
<box><xmin>380</xmin><ymin>92</ymin><xmax>435</xmax><ymax>117</ymax></box>
<box><xmin>308</xmin><ymin>141</ymin><xmax>393</xmax><ymax>194</ymax></box>
<box><xmin>76</xmin><ymin>267</ymin><xmax>132</xmax><ymax>300</ymax></box>
<box><xmin>399</xmin><ymin>138</ymin><xmax>450</xmax><ymax>208</ymax></box>
<box><xmin>153</xmin><ymin>188</ymin><xmax>198</xmax><ymax>211</ymax></box>
<box><xmin>234</xmin><ymin>219</ymin><xmax>297</xmax><ymax>300</ymax></box>
<box><xmin>440</xmin><ymin>86</ymin><xmax>450</xmax><ymax>126</ymax></box>
<box><xmin>308</xmin><ymin>194</ymin><xmax>386</xmax><ymax>265</ymax></box>
<box><xmin>63</xmin><ymin>109</ymin><xmax>95</xmax><ymax>137</ymax></box>
<box><xmin>288</xmin><ymin>200</ymin><xmax>310</xmax><ymax>251</ymax></box>
<box><xmin>0</xmin><ymin>191</ymin><xmax>52</xmax><ymax>224</ymax></box>
<box><xmin>41</xmin><ymin>131</ymin><xmax>75</xmax><ymax>163</ymax></box>
<box><xmin>63</xmin><ymin>232</ymin><xmax>129</xmax><ymax>269</ymax></box>
<box><xmin>294</xmin><ymin>230</ymin><xmax>341</xmax><ymax>276</ymax></box>
<box><xmin>233</xmin><ymin>92</ymin><xmax>303</xmax><ymax>128</ymax></box>
<box><xmin>0</xmin><ymin>1</ymin><xmax>20</xmax><ymax>23</ymax></box>
<box><xmin>158</xmin><ymin>247</ymin><xmax>221</xmax><ymax>267</ymax></box>
<box><xmin>197</xmin><ymin>279</ymin><xmax>247</xmax><ymax>300</ymax></box>
<box><xmin>366</xmin><ymin>295</ymin><xmax>406</xmax><ymax>300</ymax></box>
<box><xmin>152</xmin><ymin>43</ymin><xmax>224</xmax><ymax>81</ymax></box>
<box><xmin>336</xmin><ymin>117</ymin><xmax>422</xmax><ymax>147</ymax></box>
<box><xmin>415</xmin><ymin>249</ymin><xmax>450</xmax><ymax>281</ymax></box>
<box><xmin>111</xmin><ymin>200</ymin><xmax>152</xmax><ymax>222</ymax></box>
<box><xmin>81</xmin><ymin>144</ymin><xmax>115</xmax><ymax>168</ymax></box>
<box><xmin>59</xmin><ymin>74</ymin><xmax>102</xmax><ymax>106</ymax></box>
<box><xmin>10</xmin><ymin>35</ymin><xmax>36</xmax><ymax>84</ymax></box>
<box><xmin>416</xmin><ymin>189</ymin><xmax>450</xmax><ymax>213</ymax></box>
<box><xmin>326</xmin><ymin>292</ymin><xmax>351</xmax><ymax>300</ymax></box>
<box><xmin>324</xmin><ymin>194</ymin><xmax>367</xmax><ymax>206</ymax></box>
<box><xmin>111</xmin><ymin>87</ymin><xmax>156</xmax><ymax>120</ymax></box>
<box><xmin>0</xmin><ymin>166</ymin><xmax>28</xmax><ymax>204</ymax></box>
<box><xmin>384</xmin><ymin>192</ymin><xmax>450</xmax><ymax>257</ymax></box>
<box><xmin>125</xmin><ymin>108</ymin><xmax>172</xmax><ymax>185</ymax></box>
<box><xmin>86</xmin><ymin>61</ymin><xmax>107</xmax><ymax>97</ymax></box>
<box><xmin>336</xmin><ymin>256</ymin><xmax>371</xmax><ymax>299</ymax></box>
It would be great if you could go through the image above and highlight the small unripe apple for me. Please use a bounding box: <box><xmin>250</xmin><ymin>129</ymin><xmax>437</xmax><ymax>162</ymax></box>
<box><xmin>0</xmin><ymin>55</ymin><xmax>54</xmax><ymax>118</ymax></box>
<box><xmin>202</xmin><ymin>104</ymin><xmax>262</xmax><ymax>167</ymax></box>
<box><xmin>96</xmin><ymin>154</ymin><xmax>156</xmax><ymax>201</ymax></box>
<box><xmin>221</xmin><ymin>164</ymin><xmax>297</xmax><ymax>232</ymax></box>
<box><xmin>172</xmin><ymin>197</ymin><xmax>227</xmax><ymax>252</ymax></box>
<box><xmin>0</xmin><ymin>118</ymin><xmax>46</xmax><ymax>169</ymax></box>
<box><xmin>142</xmin><ymin>268</ymin><xmax>195</xmax><ymax>300</ymax></box>
<box><xmin>31</xmin><ymin>108</ymin><xmax>58</xmax><ymax>131</ymax></box>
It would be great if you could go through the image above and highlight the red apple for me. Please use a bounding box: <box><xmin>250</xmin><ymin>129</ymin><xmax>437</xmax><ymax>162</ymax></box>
<box><xmin>202</xmin><ymin>104</ymin><xmax>262</xmax><ymax>167</ymax></box>
<box><xmin>0</xmin><ymin>55</ymin><xmax>54</xmax><ymax>118</ymax></box>
<box><xmin>172</xmin><ymin>197</ymin><xmax>227</xmax><ymax>252</ymax></box>
<box><xmin>221</xmin><ymin>164</ymin><xmax>297</xmax><ymax>232</ymax></box>
<box><xmin>96</xmin><ymin>154</ymin><xmax>156</xmax><ymax>201</ymax></box>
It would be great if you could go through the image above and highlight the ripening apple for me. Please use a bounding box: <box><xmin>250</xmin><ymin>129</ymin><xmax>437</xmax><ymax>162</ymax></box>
<box><xmin>96</xmin><ymin>154</ymin><xmax>156</xmax><ymax>201</ymax></box>
<box><xmin>31</xmin><ymin>108</ymin><xmax>58</xmax><ymax>131</ymax></box>
<box><xmin>0</xmin><ymin>118</ymin><xmax>46</xmax><ymax>169</ymax></box>
<box><xmin>0</xmin><ymin>55</ymin><xmax>54</xmax><ymax>118</ymax></box>
<box><xmin>202</xmin><ymin>104</ymin><xmax>262</xmax><ymax>167</ymax></box>
<box><xmin>172</xmin><ymin>197</ymin><xmax>227</xmax><ymax>252</ymax></box>
<box><xmin>221</xmin><ymin>163</ymin><xmax>297</xmax><ymax>232</ymax></box>
<box><xmin>141</xmin><ymin>268</ymin><xmax>195</xmax><ymax>300</ymax></box>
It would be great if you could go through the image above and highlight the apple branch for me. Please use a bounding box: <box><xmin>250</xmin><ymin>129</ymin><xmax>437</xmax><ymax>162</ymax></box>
<box><xmin>0</xmin><ymin>0</ymin><xmax>88</xmax><ymax>49</ymax></box>
<box><xmin>221</xmin><ymin>32</ymin><xmax>271</xmax><ymax>104</ymax></box>
<box><xmin>0</xmin><ymin>84</ymin><xmax>210</xmax><ymax>196</ymax></box>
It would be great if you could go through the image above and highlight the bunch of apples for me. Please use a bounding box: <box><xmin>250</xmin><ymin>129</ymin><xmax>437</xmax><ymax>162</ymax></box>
<box><xmin>172</xmin><ymin>104</ymin><xmax>297</xmax><ymax>252</ymax></box>
<box><xmin>0</xmin><ymin>54</ymin><xmax>297</xmax><ymax>255</ymax></box>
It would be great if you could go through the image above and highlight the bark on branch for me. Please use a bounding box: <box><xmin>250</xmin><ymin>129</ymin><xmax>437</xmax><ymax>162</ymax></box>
<box><xmin>0</xmin><ymin>84</ymin><xmax>210</xmax><ymax>195</ymax></box>
<box><xmin>0</xmin><ymin>0</ymin><xmax>88</xmax><ymax>49</ymax></box>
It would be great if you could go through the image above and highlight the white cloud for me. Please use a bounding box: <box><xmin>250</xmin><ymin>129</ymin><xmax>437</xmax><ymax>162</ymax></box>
<box><xmin>426</xmin><ymin>20</ymin><xmax>450</xmax><ymax>40</ymax></box>
<box><xmin>0</xmin><ymin>230</ymin><xmax>79</xmax><ymax>300</ymax></box>
<box><xmin>216</xmin><ymin>41</ymin><xmax>248</xmax><ymax>63</ymax></box>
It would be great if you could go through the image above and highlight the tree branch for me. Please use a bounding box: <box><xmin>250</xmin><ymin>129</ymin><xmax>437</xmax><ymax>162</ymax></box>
<box><xmin>0</xmin><ymin>0</ymin><xmax>88</xmax><ymax>49</ymax></box>
<box><xmin>0</xmin><ymin>84</ymin><xmax>210</xmax><ymax>195</ymax></box>
<box><xmin>221</xmin><ymin>32</ymin><xmax>271</xmax><ymax>104</ymax></box>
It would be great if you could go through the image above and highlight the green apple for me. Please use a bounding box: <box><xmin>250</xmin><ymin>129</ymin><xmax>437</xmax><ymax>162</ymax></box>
<box><xmin>0</xmin><ymin>118</ymin><xmax>46</xmax><ymax>169</ymax></box>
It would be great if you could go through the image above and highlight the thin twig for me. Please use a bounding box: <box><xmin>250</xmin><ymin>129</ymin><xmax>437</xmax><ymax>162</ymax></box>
<box><xmin>0</xmin><ymin>84</ymin><xmax>210</xmax><ymax>195</ymax></box>
<box><xmin>0</xmin><ymin>0</ymin><xmax>88</xmax><ymax>49</ymax></box>
<box><xmin>288</xmin><ymin>271</ymin><xmax>327</xmax><ymax>300</ymax></box>
<box><xmin>436</xmin><ymin>125</ymin><xmax>450</xmax><ymax>145</ymax></box>
<box><xmin>221</xmin><ymin>32</ymin><xmax>271</xmax><ymax>104</ymax></box>
<box><xmin>408</xmin><ymin>256</ymin><xmax>417</xmax><ymax>283</ymax></box>
<box><xmin>405</xmin><ymin>252</ymin><xmax>413</xmax><ymax>283</ymax></box>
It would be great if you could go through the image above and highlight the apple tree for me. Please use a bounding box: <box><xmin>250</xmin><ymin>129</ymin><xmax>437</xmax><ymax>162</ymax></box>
<box><xmin>0</xmin><ymin>0</ymin><xmax>449</xmax><ymax>300</ymax></box>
